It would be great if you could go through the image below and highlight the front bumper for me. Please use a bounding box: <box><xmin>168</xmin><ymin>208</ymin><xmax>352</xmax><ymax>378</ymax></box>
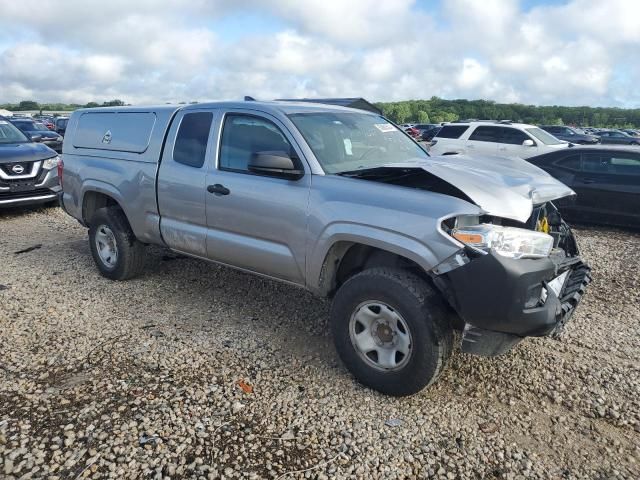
<box><xmin>0</xmin><ymin>165</ymin><xmax>60</xmax><ymax>208</ymax></box>
<box><xmin>438</xmin><ymin>250</ymin><xmax>591</xmax><ymax>356</ymax></box>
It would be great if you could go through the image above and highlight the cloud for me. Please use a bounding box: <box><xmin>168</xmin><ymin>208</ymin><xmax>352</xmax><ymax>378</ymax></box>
<box><xmin>0</xmin><ymin>0</ymin><xmax>639</xmax><ymax>107</ymax></box>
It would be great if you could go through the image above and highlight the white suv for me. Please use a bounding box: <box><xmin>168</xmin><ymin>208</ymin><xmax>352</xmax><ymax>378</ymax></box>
<box><xmin>429</xmin><ymin>121</ymin><xmax>569</xmax><ymax>159</ymax></box>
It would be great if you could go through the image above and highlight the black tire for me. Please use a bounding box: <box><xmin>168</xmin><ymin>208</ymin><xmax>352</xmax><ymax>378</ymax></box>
<box><xmin>631</xmin><ymin>142</ymin><xmax>639</xmax><ymax>146</ymax></box>
<box><xmin>330</xmin><ymin>267</ymin><xmax>453</xmax><ymax>396</ymax></box>
<box><xmin>88</xmin><ymin>207</ymin><xmax>145</xmax><ymax>280</ymax></box>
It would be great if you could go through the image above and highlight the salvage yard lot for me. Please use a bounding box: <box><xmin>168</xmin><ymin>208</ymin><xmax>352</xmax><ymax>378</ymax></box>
<box><xmin>0</xmin><ymin>207</ymin><xmax>639</xmax><ymax>479</ymax></box>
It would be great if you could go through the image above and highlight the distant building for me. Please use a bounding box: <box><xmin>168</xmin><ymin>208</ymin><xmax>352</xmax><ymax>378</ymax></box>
<box><xmin>276</xmin><ymin>97</ymin><xmax>382</xmax><ymax>115</ymax></box>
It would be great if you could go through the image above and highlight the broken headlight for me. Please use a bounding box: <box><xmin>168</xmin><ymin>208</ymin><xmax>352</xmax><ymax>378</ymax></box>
<box><xmin>451</xmin><ymin>224</ymin><xmax>554</xmax><ymax>259</ymax></box>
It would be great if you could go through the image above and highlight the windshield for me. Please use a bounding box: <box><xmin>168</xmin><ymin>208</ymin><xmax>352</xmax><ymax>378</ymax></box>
<box><xmin>14</xmin><ymin>121</ymin><xmax>45</xmax><ymax>132</ymax></box>
<box><xmin>0</xmin><ymin>120</ymin><xmax>29</xmax><ymax>144</ymax></box>
<box><xmin>288</xmin><ymin>112</ymin><xmax>428</xmax><ymax>173</ymax></box>
<box><xmin>526</xmin><ymin>127</ymin><xmax>566</xmax><ymax>145</ymax></box>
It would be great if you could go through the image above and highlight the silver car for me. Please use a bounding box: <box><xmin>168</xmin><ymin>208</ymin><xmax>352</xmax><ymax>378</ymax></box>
<box><xmin>60</xmin><ymin>101</ymin><xmax>591</xmax><ymax>396</ymax></box>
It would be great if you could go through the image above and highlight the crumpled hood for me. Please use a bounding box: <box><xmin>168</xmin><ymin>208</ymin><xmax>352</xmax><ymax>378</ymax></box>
<box><xmin>0</xmin><ymin>142</ymin><xmax>57</xmax><ymax>164</ymax></box>
<box><xmin>386</xmin><ymin>154</ymin><xmax>575</xmax><ymax>223</ymax></box>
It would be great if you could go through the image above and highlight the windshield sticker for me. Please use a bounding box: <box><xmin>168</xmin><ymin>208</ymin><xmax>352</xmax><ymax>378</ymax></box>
<box><xmin>374</xmin><ymin>123</ymin><xmax>396</xmax><ymax>133</ymax></box>
<box><xmin>343</xmin><ymin>138</ymin><xmax>353</xmax><ymax>155</ymax></box>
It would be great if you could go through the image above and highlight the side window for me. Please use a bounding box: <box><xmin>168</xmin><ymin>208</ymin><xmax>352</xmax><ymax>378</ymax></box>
<box><xmin>555</xmin><ymin>154</ymin><xmax>581</xmax><ymax>170</ymax></box>
<box><xmin>499</xmin><ymin>127</ymin><xmax>530</xmax><ymax>145</ymax></box>
<box><xmin>607</xmin><ymin>155</ymin><xmax>640</xmax><ymax>175</ymax></box>
<box><xmin>173</xmin><ymin>112</ymin><xmax>213</xmax><ymax>168</ymax></box>
<box><xmin>435</xmin><ymin>125</ymin><xmax>469</xmax><ymax>139</ymax></box>
<box><xmin>468</xmin><ymin>126</ymin><xmax>501</xmax><ymax>143</ymax></box>
<box><xmin>582</xmin><ymin>154</ymin><xmax>609</xmax><ymax>173</ymax></box>
<box><xmin>219</xmin><ymin>114</ymin><xmax>295</xmax><ymax>172</ymax></box>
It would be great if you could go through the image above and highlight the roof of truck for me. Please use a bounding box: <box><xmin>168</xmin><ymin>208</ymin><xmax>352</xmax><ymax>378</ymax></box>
<box><xmin>74</xmin><ymin>101</ymin><xmax>380</xmax><ymax>116</ymax></box>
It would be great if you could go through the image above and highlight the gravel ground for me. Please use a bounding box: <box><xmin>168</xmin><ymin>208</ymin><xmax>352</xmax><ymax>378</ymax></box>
<box><xmin>0</xmin><ymin>206</ymin><xmax>638</xmax><ymax>480</ymax></box>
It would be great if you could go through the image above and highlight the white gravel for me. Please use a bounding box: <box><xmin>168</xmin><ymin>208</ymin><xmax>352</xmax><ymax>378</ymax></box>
<box><xmin>0</xmin><ymin>206</ymin><xmax>638</xmax><ymax>479</ymax></box>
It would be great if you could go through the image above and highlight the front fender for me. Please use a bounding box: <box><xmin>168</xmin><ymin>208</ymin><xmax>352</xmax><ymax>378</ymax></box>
<box><xmin>307</xmin><ymin>222</ymin><xmax>442</xmax><ymax>294</ymax></box>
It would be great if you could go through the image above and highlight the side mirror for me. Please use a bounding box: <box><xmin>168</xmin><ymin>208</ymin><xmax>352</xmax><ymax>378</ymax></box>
<box><xmin>522</xmin><ymin>139</ymin><xmax>535</xmax><ymax>147</ymax></box>
<box><xmin>30</xmin><ymin>134</ymin><xmax>43</xmax><ymax>142</ymax></box>
<box><xmin>248</xmin><ymin>151</ymin><xmax>304</xmax><ymax>180</ymax></box>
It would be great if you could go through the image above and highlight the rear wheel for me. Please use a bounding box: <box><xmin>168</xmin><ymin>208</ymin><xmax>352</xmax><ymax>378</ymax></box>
<box><xmin>330</xmin><ymin>267</ymin><xmax>453</xmax><ymax>396</ymax></box>
<box><xmin>88</xmin><ymin>207</ymin><xmax>145</xmax><ymax>280</ymax></box>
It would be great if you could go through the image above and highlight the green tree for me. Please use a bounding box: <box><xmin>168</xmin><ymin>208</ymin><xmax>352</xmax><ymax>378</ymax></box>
<box><xmin>17</xmin><ymin>100</ymin><xmax>39</xmax><ymax>111</ymax></box>
<box><xmin>102</xmin><ymin>99</ymin><xmax>126</xmax><ymax>107</ymax></box>
<box><xmin>394</xmin><ymin>103</ymin><xmax>411</xmax><ymax>123</ymax></box>
<box><xmin>84</xmin><ymin>102</ymin><xmax>100</xmax><ymax>108</ymax></box>
<box><xmin>417</xmin><ymin>110</ymin><xmax>430</xmax><ymax>123</ymax></box>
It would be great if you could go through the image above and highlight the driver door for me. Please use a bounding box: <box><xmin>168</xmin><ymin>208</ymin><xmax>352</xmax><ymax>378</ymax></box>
<box><xmin>204</xmin><ymin>110</ymin><xmax>311</xmax><ymax>285</ymax></box>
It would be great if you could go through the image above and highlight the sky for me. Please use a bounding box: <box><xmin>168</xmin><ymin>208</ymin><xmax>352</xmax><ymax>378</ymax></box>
<box><xmin>1</xmin><ymin>0</ymin><xmax>639</xmax><ymax>107</ymax></box>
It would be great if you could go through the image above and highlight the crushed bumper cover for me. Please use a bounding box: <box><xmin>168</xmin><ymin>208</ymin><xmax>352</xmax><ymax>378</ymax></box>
<box><xmin>437</xmin><ymin>250</ymin><xmax>592</xmax><ymax>356</ymax></box>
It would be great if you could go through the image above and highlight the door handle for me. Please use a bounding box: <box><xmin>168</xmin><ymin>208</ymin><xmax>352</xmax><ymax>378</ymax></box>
<box><xmin>207</xmin><ymin>184</ymin><xmax>230</xmax><ymax>195</ymax></box>
<box><xmin>581</xmin><ymin>178</ymin><xmax>597</xmax><ymax>184</ymax></box>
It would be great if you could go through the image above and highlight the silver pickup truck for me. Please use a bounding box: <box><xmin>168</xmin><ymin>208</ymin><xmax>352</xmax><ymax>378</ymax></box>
<box><xmin>60</xmin><ymin>101</ymin><xmax>591</xmax><ymax>396</ymax></box>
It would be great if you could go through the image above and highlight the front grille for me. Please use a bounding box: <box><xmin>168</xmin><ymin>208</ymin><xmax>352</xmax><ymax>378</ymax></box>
<box><xmin>0</xmin><ymin>167</ymin><xmax>47</xmax><ymax>187</ymax></box>
<box><xmin>0</xmin><ymin>188</ymin><xmax>54</xmax><ymax>200</ymax></box>
<box><xmin>0</xmin><ymin>162</ymin><xmax>33</xmax><ymax>176</ymax></box>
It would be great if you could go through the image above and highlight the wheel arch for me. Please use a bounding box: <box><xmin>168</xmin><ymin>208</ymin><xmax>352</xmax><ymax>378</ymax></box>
<box><xmin>311</xmin><ymin>229</ymin><xmax>439</xmax><ymax>297</ymax></box>
<box><xmin>81</xmin><ymin>183</ymin><xmax>128</xmax><ymax>226</ymax></box>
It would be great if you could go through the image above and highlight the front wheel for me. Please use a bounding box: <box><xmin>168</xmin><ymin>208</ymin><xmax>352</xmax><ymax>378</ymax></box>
<box><xmin>88</xmin><ymin>207</ymin><xmax>146</xmax><ymax>280</ymax></box>
<box><xmin>330</xmin><ymin>268</ymin><xmax>453</xmax><ymax>396</ymax></box>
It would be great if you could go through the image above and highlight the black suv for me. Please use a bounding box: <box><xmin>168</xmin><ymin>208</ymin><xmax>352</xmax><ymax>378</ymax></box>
<box><xmin>539</xmin><ymin>125</ymin><xmax>599</xmax><ymax>145</ymax></box>
<box><xmin>10</xmin><ymin>118</ymin><xmax>63</xmax><ymax>153</ymax></box>
<box><xmin>0</xmin><ymin>116</ymin><xmax>61</xmax><ymax>208</ymax></box>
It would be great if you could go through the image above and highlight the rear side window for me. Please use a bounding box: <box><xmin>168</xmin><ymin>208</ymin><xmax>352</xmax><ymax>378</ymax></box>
<box><xmin>219</xmin><ymin>114</ymin><xmax>294</xmax><ymax>172</ymax></box>
<box><xmin>73</xmin><ymin>112</ymin><xmax>156</xmax><ymax>153</ymax></box>
<box><xmin>582</xmin><ymin>154</ymin><xmax>608</xmax><ymax>173</ymax></box>
<box><xmin>468</xmin><ymin>126</ymin><xmax>501</xmax><ymax>143</ymax></box>
<box><xmin>554</xmin><ymin>154</ymin><xmax>581</xmax><ymax>170</ymax></box>
<box><xmin>173</xmin><ymin>112</ymin><xmax>213</xmax><ymax>168</ymax></box>
<box><xmin>435</xmin><ymin>125</ymin><xmax>469</xmax><ymax>139</ymax></box>
<box><xmin>499</xmin><ymin>127</ymin><xmax>530</xmax><ymax>145</ymax></box>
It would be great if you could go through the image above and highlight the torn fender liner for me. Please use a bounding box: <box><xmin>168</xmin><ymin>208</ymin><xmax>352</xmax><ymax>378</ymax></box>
<box><xmin>384</xmin><ymin>155</ymin><xmax>575</xmax><ymax>223</ymax></box>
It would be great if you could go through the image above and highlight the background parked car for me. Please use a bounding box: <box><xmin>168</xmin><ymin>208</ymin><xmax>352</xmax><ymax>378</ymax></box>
<box><xmin>54</xmin><ymin>117</ymin><xmax>69</xmax><ymax>136</ymax></box>
<box><xmin>527</xmin><ymin>146</ymin><xmax>640</xmax><ymax>229</ymax></box>
<box><xmin>420</xmin><ymin>125</ymin><xmax>441</xmax><ymax>142</ymax></box>
<box><xmin>0</xmin><ymin>116</ymin><xmax>60</xmax><ymax>208</ymax></box>
<box><xmin>404</xmin><ymin>125</ymin><xmax>421</xmax><ymax>138</ymax></box>
<box><xmin>429</xmin><ymin>121</ymin><xmax>568</xmax><ymax>158</ymax></box>
<box><xmin>9</xmin><ymin>118</ymin><xmax>63</xmax><ymax>153</ymax></box>
<box><xmin>595</xmin><ymin>130</ymin><xmax>640</xmax><ymax>145</ymax></box>
<box><xmin>33</xmin><ymin>115</ymin><xmax>56</xmax><ymax>130</ymax></box>
<box><xmin>620</xmin><ymin>129</ymin><xmax>640</xmax><ymax>137</ymax></box>
<box><xmin>539</xmin><ymin>125</ymin><xmax>600</xmax><ymax>144</ymax></box>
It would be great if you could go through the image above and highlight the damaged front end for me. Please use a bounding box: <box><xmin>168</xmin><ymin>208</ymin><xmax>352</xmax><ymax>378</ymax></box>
<box><xmin>433</xmin><ymin>202</ymin><xmax>592</xmax><ymax>356</ymax></box>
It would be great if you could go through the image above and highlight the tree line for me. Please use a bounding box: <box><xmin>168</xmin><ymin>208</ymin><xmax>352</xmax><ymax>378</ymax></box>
<box><xmin>4</xmin><ymin>97</ymin><xmax>640</xmax><ymax>128</ymax></box>
<box><xmin>0</xmin><ymin>99</ymin><xmax>128</xmax><ymax>112</ymax></box>
<box><xmin>374</xmin><ymin>97</ymin><xmax>640</xmax><ymax>128</ymax></box>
